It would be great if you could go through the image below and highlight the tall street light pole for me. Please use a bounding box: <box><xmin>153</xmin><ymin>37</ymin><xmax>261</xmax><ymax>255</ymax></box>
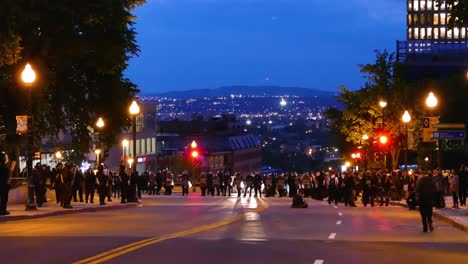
<box><xmin>129</xmin><ymin>100</ymin><xmax>140</xmax><ymax>174</ymax></box>
<box><xmin>425</xmin><ymin>92</ymin><xmax>439</xmax><ymax>168</ymax></box>
<box><xmin>95</xmin><ymin>117</ymin><xmax>105</xmax><ymax>167</ymax></box>
<box><xmin>21</xmin><ymin>63</ymin><xmax>37</xmax><ymax>211</ymax></box>
<box><xmin>402</xmin><ymin>110</ymin><xmax>412</xmax><ymax>172</ymax></box>
<box><xmin>122</xmin><ymin>139</ymin><xmax>129</xmax><ymax>164</ymax></box>
<box><xmin>379</xmin><ymin>100</ymin><xmax>387</xmax><ymax>169</ymax></box>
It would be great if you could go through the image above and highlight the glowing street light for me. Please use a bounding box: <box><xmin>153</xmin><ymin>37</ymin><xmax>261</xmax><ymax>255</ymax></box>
<box><xmin>129</xmin><ymin>100</ymin><xmax>140</xmax><ymax>115</ymax></box>
<box><xmin>345</xmin><ymin>161</ymin><xmax>351</xmax><ymax>167</ymax></box>
<box><xmin>96</xmin><ymin>117</ymin><xmax>105</xmax><ymax>128</ymax></box>
<box><xmin>362</xmin><ymin>134</ymin><xmax>369</xmax><ymax>141</ymax></box>
<box><xmin>379</xmin><ymin>135</ymin><xmax>388</xmax><ymax>145</ymax></box>
<box><xmin>425</xmin><ymin>92</ymin><xmax>438</xmax><ymax>109</ymax></box>
<box><xmin>55</xmin><ymin>151</ymin><xmax>62</xmax><ymax>160</ymax></box>
<box><xmin>21</xmin><ymin>63</ymin><xmax>36</xmax><ymax>84</ymax></box>
<box><xmin>95</xmin><ymin>149</ymin><xmax>101</xmax><ymax>165</ymax></box>
<box><xmin>379</xmin><ymin>100</ymin><xmax>387</xmax><ymax>108</ymax></box>
<box><xmin>191</xmin><ymin>140</ymin><xmax>197</xmax><ymax>149</ymax></box>
<box><xmin>402</xmin><ymin>110</ymin><xmax>411</xmax><ymax>172</ymax></box>
<box><xmin>129</xmin><ymin>100</ymin><xmax>140</xmax><ymax>174</ymax></box>
<box><xmin>246</xmin><ymin>120</ymin><xmax>252</xmax><ymax>125</ymax></box>
<box><xmin>128</xmin><ymin>158</ymin><xmax>134</xmax><ymax>168</ymax></box>
<box><xmin>122</xmin><ymin>139</ymin><xmax>129</xmax><ymax>148</ymax></box>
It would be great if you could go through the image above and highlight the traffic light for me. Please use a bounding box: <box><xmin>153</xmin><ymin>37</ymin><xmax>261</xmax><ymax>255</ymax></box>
<box><xmin>379</xmin><ymin>135</ymin><xmax>388</xmax><ymax>145</ymax></box>
<box><xmin>190</xmin><ymin>140</ymin><xmax>199</xmax><ymax>159</ymax></box>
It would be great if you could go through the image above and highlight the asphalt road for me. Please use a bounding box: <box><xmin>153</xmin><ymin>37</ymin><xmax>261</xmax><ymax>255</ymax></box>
<box><xmin>0</xmin><ymin>195</ymin><xmax>467</xmax><ymax>264</ymax></box>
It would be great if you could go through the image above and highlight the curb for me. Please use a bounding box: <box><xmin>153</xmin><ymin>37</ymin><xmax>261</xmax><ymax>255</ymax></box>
<box><xmin>390</xmin><ymin>201</ymin><xmax>468</xmax><ymax>233</ymax></box>
<box><xmin>0</xmin><ymin>203</ymin><xmax>139</xmax><ymax>222</ymax></box>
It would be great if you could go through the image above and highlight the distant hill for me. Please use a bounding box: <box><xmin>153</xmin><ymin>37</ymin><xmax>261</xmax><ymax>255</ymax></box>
<box><xmin>146</xmin><ymin>86</ymin><xmax>335</xmax><ymax>99</ymax></box>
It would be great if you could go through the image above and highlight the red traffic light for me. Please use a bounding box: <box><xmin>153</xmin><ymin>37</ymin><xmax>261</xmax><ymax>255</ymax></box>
<box><xmin>191</xmin><ymin>150</ymin><xmax>199</xmax><ymax>158</ymax></box>
<box><xmin>379</xmin><ymin>135</ymin><xmax>388</xmax><ymax>145</ymax></box>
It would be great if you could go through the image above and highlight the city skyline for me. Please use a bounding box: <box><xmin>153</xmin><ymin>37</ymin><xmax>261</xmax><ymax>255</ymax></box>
<box><xmin>125</xmin><ymin>0</ymin><xmax>405</xmax><ymax>93</ymax></box>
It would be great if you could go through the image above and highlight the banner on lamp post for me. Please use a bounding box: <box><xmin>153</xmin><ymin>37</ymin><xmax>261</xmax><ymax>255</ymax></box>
<box><xmin>16</xmin><ymin>116</ymin><xmax>28</xmax><ymax>135</ymax></box>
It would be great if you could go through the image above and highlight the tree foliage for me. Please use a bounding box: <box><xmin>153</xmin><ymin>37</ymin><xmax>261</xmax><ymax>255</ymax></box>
<box><xmin>0</xmin><ymin>0</ymin><xmax>146</xmax><ymax>162</ymax></box>
<box><xmin>326</xmin><ymin>50</ymin><xmax>423</xmax><ymax>170</ymax></box>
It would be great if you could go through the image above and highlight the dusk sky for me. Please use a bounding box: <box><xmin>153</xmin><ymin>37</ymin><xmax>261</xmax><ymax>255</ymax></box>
<box><xmin>125</xmin><ymin>0</ymin><xmax>406</xmax><ymax>94</ymax></box>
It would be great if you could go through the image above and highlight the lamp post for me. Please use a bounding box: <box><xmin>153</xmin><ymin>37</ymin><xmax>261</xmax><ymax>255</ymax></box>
<box><xmin>129</xmin><ymin>100</ymin><xmax>140</xmax><ymax>174</ymax></box>
<box><xmin>95</xmin><ymin>117</ymin><xmax>105</xmax><ymax>166</ymax></box>
<box><xmin>55</xmin><ymin>151</ymin><xmax>62</xmax><ymax>164</ymax></box>
<box><xmin>190</xmin><ymin>140</ymin><xmax>199</xmax><ymax>192</ymax></box>
<box><xmin>95</xmin><ymin>149</ymin><xmax>101</xmax><ymax>166</ymax></box>
<box><xmin>122</xmin><ymin>139</ymin><xmax>129</xmax><ymax>164</ymax></box>
<box><xmin>362</xmin><ymin>134</ymin><xmax>369</xmax><ymax>169</ymax></box>
<box><xmin>379</xmin><ymin>100</ymin><xmax>387</xmax><ymax>128</ymax></box>
<box><xmin>402</xmin><ymin>110</ymin><xmax>411</xmax><ymax>172</ymax></box>
<box><xmin>21</xmin><ymin>63</ymin><xmax>37</xmax><ymax>211</ymax></box>
<box><xmin>425</xmin><ymin>92</ymin><xmax>440</xmax><ymax>168</ymax></box>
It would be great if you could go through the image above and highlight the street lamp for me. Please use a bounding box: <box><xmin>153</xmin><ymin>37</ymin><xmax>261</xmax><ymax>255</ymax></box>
<box><xmin>362</xmin><ymin>134</ymin><xmax>369</xmax><ymax>141</ymax></box>
<box><xmin>55</xmin><ymin>151</ymin><xmax>62</xmax><ymax>164</ymax></box>
<box><xmin>122</xmin><ymin>139</ymin><xmax>129</xmax><ymax>163</ymax></box>
<box><xmin>425</xmin><ymin>92</ymin><xmax>441</xmax><ymax>168</ymax></box>
<box><xmin>362</xmin><ymin>134</ymin><xmax>369</xmax><ymax>169</ymax></box>
<box><xmin>95</xmin><ymin>149</ymin><xmax>101</xmax><ymax>166</ymax></box>
<box><xmin>21</xmin><ymin>63</ymin><xmax>37</xmax><ymax>211</ymax></box>
<box><xmin>96</xmin><ymin>117</ymin><xmax>105</xmax><ymax>128</ymax></box>
<box><xmin>402</xmin><ymin>110</ymin><xmax>411</xmax><ymax>172</ymax></box>
<box><xmin>190</xmin><ymin>140</ymin><xmax>199</xmax><ymax>192</ymax></box>
<box><xmin>129</xmin><ymin>100</ymin><xmax>140</xmax><ymax>174</ymax></box>
<box><xmin>128</xmin><ymin>158</ymin><xmax>134</xmax><ymax>168</ymax></box>
<box><xmin>379</xmin><ymin>100</ymin><xmax>387</xmax><ymax>128</ymax></box>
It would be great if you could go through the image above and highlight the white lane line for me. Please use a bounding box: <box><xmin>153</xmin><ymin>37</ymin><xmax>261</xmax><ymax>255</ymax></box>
<box><xmin>314</xmin><ymin>260</ymin><xmax>324</xmax><ymax>264</ymax></box>
<box><xmin>333</xmin><ymin>206</ymin><xmax>338</xmax><ymax>209</ymax></box>
<box><xmin>338</xmin><ymin>212</ymin><xmax>343</xmax><ymax>216</ymax></box>
<box><xmin>328</xmin><ymin>233</ymin><xmax>336</xmax><ymax>239</ymax></box>
<box><xmin>336</xmin><ymin>220</ymin><xmax>342</xmax><ymax>225</ymax></box>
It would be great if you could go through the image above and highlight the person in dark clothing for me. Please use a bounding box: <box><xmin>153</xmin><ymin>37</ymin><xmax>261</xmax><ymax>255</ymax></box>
<box><xmin>200</xmin><ymin>173</ymin><xmax>208</xmax><ymax>196</ymax></box>
<box><xmin>291</xmin><ymin>189</ymin><xmax>308</xmax><ymax>208</ymax></box>
<box><xmin>119</xmin><ymin>165</ymin><xmax>130</xmax><ymax>203</ymax></box>
<box><xmin>85</xmin><ymin>168</ymin><xmax>96</xmax><ymax>203</ymax></box>
<box><xmin>381</xmin><ymin>173</ymin><xmax>393</xmax><ymax>206</ymax></box>
<box><xmin>155</xmin><ymin>171</ymin><xmax>163</xmax><ymax>195</ymax></box>
<box><xmin>234</xmin><ymin>173</ymin><xmax>242</xmax><ymax>197</ymax></box>
<box><xmin>328</xmin><ymin>173</ymin><xmax>339</xmax><ymax>205</ymax></box>
<box><xmin>344</xmin><ymin>173</ymin><xmax>356</xmax><ymax>207</ymax></box>
<box><xmin>244</xmin><ymin>174</ymin><xmax>254</xmax><ymax>197</ymax></box>
<box><xmin>458</xmin><ymin>164</ymin><xmax>467</xmax><ymax>206</ymax></box>
<box><xmin>33</xmin><ymin>164</ymin><xmax>46</xmax><ymax>207</ymax></box>
<box><xmin>277</xmin><ymin>175</ymin><xmax>286</xmax><ymax>197</ymax></box>
<box><xmin>96</xmin><ymin>165</ymin><xmax>108</xmax><ymax>205</ymax></box>
<box><xmin>0</xmin><ymin>152</ymin><xmax>11</xmax><ymax>215</ymax></box>
<box><xmin>61</xmin><ymin>163</ymin><xmax>75</xmax><ymax>208</ymax></box>
<box><xmin>180</xmin><ymin>173</ymin><xmax>189</xmax><ymax>196</ymax></box>
<box><xmin>207</xmin><ymin>172</ymin><xmax>214</xmax><ymax>196</ymax></box>
<box><xmin>164</xmin><ymin>172</ymin><xmax>173</xmax><ymax>195</ymax></box>
<box><xmin>148</xmin><ymin>172</ymin><xmax>156</xmax><ymax>195</ymax></box>
<box><xmin>112</xmin><ymin>173</ymin><xmax>121</xmax><ymax>199</ymax></box>
<box><xmin>254</xmin><ymin>173</ymin><xmax>262</xmax><ymax>198</ymax></box>
<box><xmin>416</xmin><ymin>172</ymin><xmax>437</xmax><ymax>232</ymax></box>
<box><xmin>361</xmin><ymin>172</ymin><xmax>374</xmax><ymax>207</ymax></box>
<box><xmin>213</xmin><ymin>172</ymin><xmax>221</xmax><ymax>196</ymax></box>
<box><xmin>223</xmin><ymin>172</ymin><xmax>232</xmax><ymax>197</ymax></box>
<box><xmin>72</xmin><ymin>169</ymin><xmax>84</xmax><ymax>202</ymax></box>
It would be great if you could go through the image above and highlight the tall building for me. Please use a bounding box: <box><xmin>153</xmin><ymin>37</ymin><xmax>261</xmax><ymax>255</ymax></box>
<box><xmin>397</xmin><ymin>0</ymin><xmax>468</xmax><ymax>79</ymax></box>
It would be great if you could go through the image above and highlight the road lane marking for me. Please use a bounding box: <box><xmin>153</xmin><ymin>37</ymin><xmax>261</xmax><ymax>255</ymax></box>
<box><xmin>328</xmin><ymin>233</ymin><xmax>336</xmax><ymax>239</ymax></box>
<box><xmin>314</xmin><ymin>260</ymin><xmax>324</xmax><ymax>264</ymax></box>
<box><xmin>336</xmin><ymin>221</ymin><xmax>342</xmax><ymax>225</ymax></box>
<box><xmin>338</xmin><ymin>212</ymin><xmax>343</xmax><ymax>216</ymax></box>
<box><xmin>73</xmin><ymin>204</ymin><xmax>269</xmax><ymax>264</ymax></box>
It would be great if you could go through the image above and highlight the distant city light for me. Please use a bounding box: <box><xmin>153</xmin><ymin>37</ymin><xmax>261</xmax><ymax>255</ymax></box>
<box><xmin>246</xmin><ymin>120</ymin><xmax>252</xmax><ymax>125</ymax></box>
<box><xmin>280</xmin><ymin>98</ymin><xmax>287</xmax><ymax>107</ymax></box>
<box><xmin>268</xmin><ymin>120</ymin><xmax>272</xmax><ymax>124</ymax></box>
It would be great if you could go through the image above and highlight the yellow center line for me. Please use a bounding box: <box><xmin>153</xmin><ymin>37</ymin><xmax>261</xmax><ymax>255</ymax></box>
<box><xmin>73</xmin><ymin>204</ymin><xmax>269</xmax><ymax>264</ymax></box>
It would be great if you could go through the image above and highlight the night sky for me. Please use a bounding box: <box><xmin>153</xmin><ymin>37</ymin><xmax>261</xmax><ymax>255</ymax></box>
<box><xmin>125</xmin><ymin>0</ymin><xmax>405</xmax><ymax>94</ymax></box>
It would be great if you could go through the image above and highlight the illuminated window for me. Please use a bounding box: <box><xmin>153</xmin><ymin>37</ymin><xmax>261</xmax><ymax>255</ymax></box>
<box><xmin>434</xmin><ymin>14</ymin><xmax>439</xmax><ymax>25</ymax></box>
<box><xmin>408</xmin><ymin>15</ymin><xmax>413</xmax><ymax>25</ymax></box>
<box><xmin>447</xmin><ymin>15</ymin><xmax>451</xmax><ymax>25</ymax></box>
<box><xmin>408</xmin><ymin>0</ymin><xmax>413</xmax><ymax>10</ymax></box>
<box><xmin>413</xmin><ymin>0</ymin><xmax>419</xmax><ymax>11</ymax></box>
<box><xmin>421</xmin><ymin>14</ymin><xmax>426</xmax><ymax>25</ymax></box>
<box><xmin>434</xmin><ymin>28</ymin><xmax>439</xmax><ymax>39</ymax></box>
<box><xmin>427</xmin><ymin>0</ymin><xmax>433</xmax><ymax>10</ymax></box>
<box><xmin>141</xmin><ymin>139</ymin><xmax>145</xmax><ymax>155</ymax></box>
<box><xmin>408</xmin><ymin>28</ymin><xmax>413</xmax><ymax>39</ymax></box>
<box><xmin>421</xmin><ymin>0</ymin><xmax>426</xmax><ymax>10</ymax></box>
<box><xmin>447</xmin><ymin>29</ymin><xmax>453</xmax><ymax>39</ymax></box>
<box><xmin>414</xmin><ymin>14</ymin><xmax>419</xmax><ymax>25</ymax></box>
<box><xmin>421</xmin><ymin>28</ymin><xmax>426</xmax><ymax>39</ymax></box>
<box><xmin>462</xmin><ymin>28</ymin><xmax>466</xmax><ymax>39</ymax></box>
<box><xmin>454</xmin><ymin>28</ymin><xmax>460</xmax><ymax>39</ymax></box>
<box><xmin>440</xmin><ymin>2</ymin><xmax>445</xmax><ymax>10</ymax></box>
<box><xmin>136</xmin><ymin>139</ymin><xmax>140</xmax><ymax>156</ymax></box>
<box><xmin>414</xmin><ymin>27</ymin><xmax>419</xmax><ymax>39</ymax></box>
<box><xmin>146</xmin><ymin>138</ymin><xmax>151</xmax><ymax>154</ymax></box>
<box><xmin>440</xmin><ymin>13</ymin><xmax>446</xmax><ymax>25</ymax></box>
<box><xmin>152</xmin><ymin>138</ymin><xmax>156</xmax><ymax>154</ymax></box>
<box><xmin>434</xmin><ymin>2</ymin><xmax>439</xmax><ymax>10</ymax></box>
<box><xmin>427</xmin><ymin>27</ymin><xmax>433</xmax><ymax>39</ymax></box>
<box><xmin>440</xmin><ymin>27</ymin><xmax>446</xmax><ymax>38</ymax></box>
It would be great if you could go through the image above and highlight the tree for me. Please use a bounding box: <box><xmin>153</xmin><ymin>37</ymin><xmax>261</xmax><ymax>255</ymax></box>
<box><xmin>0</xmin><ymin>0</ymin><xmax>146</xmax><ymax>161</ymax></box>
<box><xmin>435</xmin><ymin>0</ymin><xmax>468</xmax><ymax>28</ymax></box>
<box><xmin>326</xmin><ymin>50</ymin><xmax>423</xmax><ymax>170</ymax></box>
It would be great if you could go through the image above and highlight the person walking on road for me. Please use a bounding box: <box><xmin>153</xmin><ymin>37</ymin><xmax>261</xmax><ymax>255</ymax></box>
<box><xmin>450</xmin><ymin>173</ymin><xmax>459</xmax><ymax>208</ymax></box>
<box><xmin>416</xmin><ymin>172</ymin><xmax>437</xmax><ymax>233</ymax></box>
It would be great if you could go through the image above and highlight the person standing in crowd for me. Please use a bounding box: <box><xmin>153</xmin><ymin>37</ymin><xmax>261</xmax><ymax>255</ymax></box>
<box><xmin>33</xmin><ymin>164</ymin><xmax>45</xmax><ymax>207</ymax></box>
<box><xmin>450</xmin><ymin>172</ymin><xmax>459</xmax><ymax>208</ymax></box>
<box><xmin>344</xmin><ymin>173</ymin><xmax>356</xmax><ymax>207</ymax></box>
<box><xmin>265</xmin><ymin>174</ymin><xmax>273</xmax><ymax>197</ymax></box>
<box><xmin>223</xmin><ymin>171</ymin><xmax>232</xmax><ymax>197</ymax></box>
<box><xmin>328</xmin><ymin>172</ymin><xmax>339</xmax><ymax>205</ymax></box>
<box><xmin>72</xmin><ymin>166</ymin><xmax>84</xmax><ymax>203</ymax></box>
<box><xmin>85</xmin><ymin>168</ymin><xmax>96</xmax><ymax>203</ymax></box>
<box><xmin>0</xmin><ymin>152</ymin><xmax>11</xmax><ymax>215</ymax></box>
<box><xmin>207</xmin><ymin>172</ymin><xmax>214</xmax><ymax>196</ymax></box>
<box><xmin>213</xmin><ymin>172</ymin><xmax>221</xmax><ymax>196</ymax></box>
<box><xmin>254</xmin><ymin>172</ymin><xmax>262</xmax><ymax>198</ymax></box>
<box><xmin>96</xmin><ymin>165</ymin><xmax>108</xmax><ymax>205</ymax></box>
<box><xmin>458</xmin><ymin>164</ymin><xmax>467</xmax><ymax>206</ymax></box>
<box><xmin>361</xmin><ymin>172</ymin><xmax>374</xmax><ymax>207</ymax></box>
<box><xmin>119</xmin><ymin>165</ymin><xmax>130</xmax><ymax>203</ymax></box>
<box><xmin>61</xmin><ymin>163</ymin><xmax>74</xmax><ymax>208</ymax></box>
<box><xmin>416</xmin><ymin>171</ymin><xmax>437</xmax><ymax>232</ymax></box>
<box><xmin>277</xmin><ymin>174</ymin><xmax>286</xmax><ymax>197</ymax></box>
<box><xmin>200</xmin><ymin>173</ymin><xmax>207</xmax><ymax>196</ymax></box>
<box><xmin>244</xmin><ymin>173</ymin><xmax>254</xmax><ymax>197</ymax></box>
<box><xmin>302</xmin><ymin>173</ymin><xmax>311</xmax><ymax>198</ymax></box>
<box><xmin>155</xmin><ymin>170</ymin><xmax>163</xmax><ymax>195</ymax></box>
<box><xmin>180</xmin><ymin>172</ymin><xmax>189</xmax><ymax>196</ymax></box>
<box><xmin>112</xmin><ymin>172</ymin><xmax>121</xmax><ymax>199</ymax></box>
<box><xmin>433</xmin><ymin>169</ymin><xmax>445</xmax><ymax>208</ymax></box>
<box><xmin>148</xmin><ymin>172</ymin><xmax>156</xmax><ymax>195</ymax></box>
<box><xmin>164</xmin><ymin>171</ymin><xmax>174</xmax><ymax>195</ymax></box>
<box><xmin>55</xmin><ymin>163</ymin><xmax>64</xmax><ymax>205</ymax></box>
<box><xmin>316</xmin><ymin>172</ymin><xmax>325</xmax><ymax>200</ymax></box>
<box><xmin>381</xmin><ymin>173</ymin><xmax>393</xmax><ymax>206</ymax></box>
<box><xmin>234</xmin><ymin>172</ymin><xmax>242</xmax><ymax>197</ymax></box>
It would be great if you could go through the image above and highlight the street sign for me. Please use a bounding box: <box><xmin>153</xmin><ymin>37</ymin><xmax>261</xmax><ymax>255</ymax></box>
<box><xmin>422</xmin><ymin>117</ymin><xmax>439</xmax><ymax>142</ymax></box>
<box><xmin>432</xmin><ymin>130</ymin><xmax>465</xmax><ymax>140</ymax></box>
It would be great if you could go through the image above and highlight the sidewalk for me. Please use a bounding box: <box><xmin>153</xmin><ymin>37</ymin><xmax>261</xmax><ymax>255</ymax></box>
<box><xmin>0</xmin><ymin>198</ymin><xmax>139</xmax><ymax>222</ymax></box>
<box><xmin>391</xmin><ymin>196</ymin><xmax>468</xmax><ymax>233</ymax></box>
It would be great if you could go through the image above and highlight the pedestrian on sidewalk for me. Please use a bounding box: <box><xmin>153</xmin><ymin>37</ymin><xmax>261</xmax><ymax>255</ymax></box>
<box><xmin>458</xmin><ymin>164</ymin><xmax>467</xmax><ymax>206</ymax></box>
<box><xmin>0</xmin><ymin>152</ymin><xmax>11</xmax><ymax>215</ymax></box>
<box><xmin>85</xmin><ymin>168</ymin><xmax>96</xmax><ymax>203</ymax></box>
<box><xmin>96</xmin><ymin>165</ymin><xmax>108</xmax><ymax>205</ymax></box>
<box><xmin>416</xmin><ymin>172</ymin><xmax>437</xmax><ymax>233</ymax></box>
<box><xmin>450</xmin><ymin>173</ymin><xmax>459</xmax><ymax>208</ymax></box>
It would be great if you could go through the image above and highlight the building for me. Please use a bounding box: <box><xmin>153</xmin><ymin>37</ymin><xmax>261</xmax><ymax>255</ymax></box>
<box><xmin>157</xmin><ymin>114</ymin><xmax>261</xmax><ymax>175</ymax></box>
<box><xmin>397</xmin><ymin>0</ymin><xmax>468</xmax><ymax>79</ymax></box>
